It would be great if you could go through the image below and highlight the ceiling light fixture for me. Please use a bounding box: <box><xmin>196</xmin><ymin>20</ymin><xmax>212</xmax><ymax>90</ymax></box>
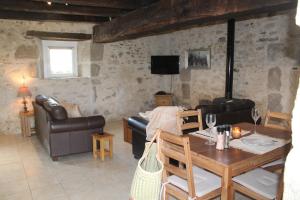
<box><xmin>47</xmin><ymin>1</ymin><xmax>52</xmax><ymax>6</ymax></box>
<box><xmin>65</xmin><ymin>3</ymin><xmax>68</xmax><ymax>6</ymax></box>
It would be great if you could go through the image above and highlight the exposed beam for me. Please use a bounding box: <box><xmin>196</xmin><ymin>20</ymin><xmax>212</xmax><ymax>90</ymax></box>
<box><xmin>32</xmin><ymin>0</ymin><xmax>141</xmax><ymax>9</ymax></box>
<box><xmin>0</xmin><ymin>0</ymin><xmax>126</xmax><ymax>17</ymax></box>
<box><xmin>93</xmin><ymin>0</ymin><xmax>297</xmax><ymax>43</ymax></box>
<box><xmin>26</xmin><ymin>31</ymin><xmax>92</xmax><ymax>41</ymax></box>
<box><xmin>0</xmin><ymin>10</ymin><xmax>108</xmax><ymax>23</ymax></box>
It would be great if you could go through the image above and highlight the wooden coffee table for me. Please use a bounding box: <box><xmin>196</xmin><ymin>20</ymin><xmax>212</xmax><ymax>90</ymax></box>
<box><xmin>92</xmin><ymin>132</ymin><xmax>114</xmax><ymax>161</ymax></box>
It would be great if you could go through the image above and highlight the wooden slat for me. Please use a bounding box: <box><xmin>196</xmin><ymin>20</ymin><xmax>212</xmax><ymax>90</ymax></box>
<box><xmin>26</xmin><ymin>31</ymin><xmax>92</xmax><ymax>41</ymax></box>
<box><xmin>177</xmin><ymin>110</ymin><xmax>199</xmax><ymax>118</ymax></box>
<box><xmin>159</xmin><ymin>131</ymin><xmax>184</xmax><ymax>146</ymax></box>
<box><xmin>233</xmin><ymin>183</ymin><xmax>270</xmax><ymax>200</ymax></box>
<box><xmin>177</xmin><ymin>110</ymin><xmax>203</xmax><ymax>132</ymax></box>
<box><xmin>32</xmin><ymin>0</ymin><xmax>144</xmax><ymax>9</ymax></box>
<box><xmin>0</xmin><ymin>0</ymin><xmax>127</xmax><ymax>17</ymax></box>
<box><xmin>181</xmin><ymin>122</ymin><xmax>200</xmax><ymax>130</ymax></box>
<box><xmin>161</xmin><ymin>146</ymin><xmax>186</xmax><ymax>163</ymax></box>
<box><xmin>164</xmin><ymin>163</ymin><xmax>187</xmax><ymax>179</ymax></box>
<box><xmin>93</xmin><ymin>0</ymin><xmax>296</xmax><ymax>43</ymax></box>
<box><xmin>166</xmin><ymin>184</ymin><xmax>188</xmax><ymax>200</ymax></box>
<box><xmin>0</xmin><ymin>9</ymin><xmax>108</xmax><ymax>23</ymax></box>
<box><xmin>265</xmin><ymin>110</ymin><xmax>292</xmax><ymax>131</ymax></box>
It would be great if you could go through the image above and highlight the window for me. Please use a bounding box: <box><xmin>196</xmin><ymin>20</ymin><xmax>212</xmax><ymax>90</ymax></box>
<box><xmin>42</xmin><ymin>40</ymin><xmax>78</xmax><ymax>78</ymax></box>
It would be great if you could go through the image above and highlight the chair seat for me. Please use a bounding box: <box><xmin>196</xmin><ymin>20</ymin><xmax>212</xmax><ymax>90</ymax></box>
<box><xmin>168</xmin><ymin>166</ymin><xmax>221</xmax><ymax>197</ymax></box>
<box><xmin>233</xmin><ymin>168</ymin><xmax>279</xmax><ymax>199</ymax></box>
<box><xmin>261</xmin><ymin>158</ymin><xmax>285</xmax><ymax>168</ymax></box>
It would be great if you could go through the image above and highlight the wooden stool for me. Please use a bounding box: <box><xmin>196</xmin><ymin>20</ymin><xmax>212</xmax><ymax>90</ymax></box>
<box><xmin>92</xmin><ymin>133</ymin><xmax>113</xmax><ymax>161</ymax></box>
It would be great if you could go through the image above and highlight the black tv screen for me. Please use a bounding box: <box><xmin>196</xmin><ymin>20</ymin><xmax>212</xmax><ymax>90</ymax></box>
<box><xmin>151</xmin><ymin>56</ymin><xmax>179</xmax><ymax>75</ymax></box>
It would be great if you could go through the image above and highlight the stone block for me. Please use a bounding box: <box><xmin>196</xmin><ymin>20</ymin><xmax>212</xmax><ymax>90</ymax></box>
<box><xmin>90</xmin><ymin>43</ymin><xmax>104</xmax><ymax>62</ymax></box>
<box><xmin>91</xmin><ymin>64</ymin><xmax>100</xmax><ymax>77</ymax></box>
<box><xmin>268</xmin><ymin>93</ymin><xmax>282</xmax><ymax>112</ymax></box>
<box><xmin>180</xmin><ymin>69</ymin><xmax>191</xmax><ymax>82</ymax></box>
<box><xmin>268</xmin><ymin>67</ymin><xmax>281</xmax><ymax>91</ymax></box>
<box><xmin>182</xmin><ymin>83</ymin><xmax>190</xmax><ymax>99</ymax></box>
<box><xmin>15</xmin><ymin>45</ymin><xmax>38</xmax><ymax>59</ymax></box>
<box><xmin>136</xmin><ymin>77</ymin><xmax>143</xmax><ymax>84</ymax></box>
<box><xmin>257</xmin><ymin>37</ymin><xmax>279</xmax><ymax>42</ymax></box>
<box><xmin>267</xmin><ymin>43</ymin><xmax>285</xmax><ymax>61</ymax></box>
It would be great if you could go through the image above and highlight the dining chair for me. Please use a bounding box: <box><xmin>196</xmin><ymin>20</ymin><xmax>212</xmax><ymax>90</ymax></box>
<box><xmin>176</xmin><ymin>110</ymin><xmax>203</xmax><ymax>134</ymax></box>
<box><xmin>233</xmin><ymin>168</ymin><xmax>284</xmax><ymax>200</ymax></box>
<box><xmin>158</xmin><ymin>130</ymin><xmax>221</xmax><ymax>200</ymax></box>
<box><xmin>262</xmin><ymin>111</ymin><xmax>292</xmax><ymax>172</ymax></box>
<box><xmin>264</xmin><ymin>110</ymin><xmax>292</xmax><ymax>131</ymax></box>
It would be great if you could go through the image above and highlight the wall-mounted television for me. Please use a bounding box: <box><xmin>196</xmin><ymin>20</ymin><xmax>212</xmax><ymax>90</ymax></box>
<box><xmin>151</xmin><ymin>56</ymin><xmax>179</xmax><ymax>75</ymax></box>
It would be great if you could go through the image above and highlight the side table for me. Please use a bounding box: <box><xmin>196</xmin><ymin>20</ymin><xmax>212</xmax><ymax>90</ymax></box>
<box><xmin>19</xmin><ymin>110</ymin><xmax>35</xmax><ymax>137</ymax></box>
<box><xmin>123</xmin><ymin>118</ymin><xmax>132</xmax><ymax>144</ymax></box>
<box><xmin>92</xmin><ymin>132</ymin><xmax>114</xmax><ymax>161</ymax></box>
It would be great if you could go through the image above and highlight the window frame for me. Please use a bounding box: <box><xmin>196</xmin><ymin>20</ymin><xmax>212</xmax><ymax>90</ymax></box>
<box><xmin>42</xmin><ymin>40</ymin><xmax>78</xmax><ymax>79</ymax></box>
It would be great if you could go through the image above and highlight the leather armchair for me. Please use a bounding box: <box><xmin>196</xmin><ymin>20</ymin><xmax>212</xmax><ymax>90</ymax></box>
<box><xmin>33</xmin><ymin>95</ymin><xmax>105</xmax><ymax>161</ymax></box>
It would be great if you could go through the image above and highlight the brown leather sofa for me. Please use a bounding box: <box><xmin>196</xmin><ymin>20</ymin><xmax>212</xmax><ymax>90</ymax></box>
<box><xmin>33</xmin><ymin>95</ymin><xmax>105</xmax><ymax>161</ymax></box>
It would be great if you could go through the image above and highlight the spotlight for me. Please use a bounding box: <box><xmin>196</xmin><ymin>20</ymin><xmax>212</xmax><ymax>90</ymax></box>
<box><xmin>47</xmin><ymin>1</ymin><xmax>52</xmax><ymax>5</ymax></box>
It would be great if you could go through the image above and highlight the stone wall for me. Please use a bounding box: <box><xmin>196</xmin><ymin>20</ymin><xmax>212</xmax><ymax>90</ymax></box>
<box><xmin>1</xmin><ymin>11</ymin><xmax>299</xmax><ymax>134</ymax></box>
<box><xmin>0</xmin><ymin>20</ymin><xmax>168</xmax><ymax>134</ymax></box>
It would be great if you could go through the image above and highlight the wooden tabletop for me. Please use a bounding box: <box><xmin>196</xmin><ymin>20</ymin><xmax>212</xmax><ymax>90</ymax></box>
<box><xmin>187</xmin><ymin>122</ymin><xmax>292</xmax><ymax>200</ymax></box>
<box><xmin>188</xmin><ymin>122</ymin><xmax>291</xmax><ymax>166</ymax></box>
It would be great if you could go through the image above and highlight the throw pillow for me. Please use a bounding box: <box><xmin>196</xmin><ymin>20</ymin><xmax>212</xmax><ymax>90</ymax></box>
<box><xmin>60</xmin><ymin>101</ymin><xmax>82</xmax><ymax>118</ymax></box>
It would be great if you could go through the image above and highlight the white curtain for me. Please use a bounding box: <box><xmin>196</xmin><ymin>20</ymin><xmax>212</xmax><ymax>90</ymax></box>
<box><xmin>283</xmin><ymin>2</ymin><xmax>300</xmax><ymax>199</ymax></box>
<box><xmin>296</xmin><ymin>0</ymin><xmax>300</xmax><ymax>26</ymax></box>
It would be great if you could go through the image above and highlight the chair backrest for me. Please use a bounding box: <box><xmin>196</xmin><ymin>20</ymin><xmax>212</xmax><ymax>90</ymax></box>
<box><xmin>177</xmin><ymin>110</ymin><xmax>203</xmax><ymax>134</ymax></box>
<box><xmin>264</xmin><ymin>111</ymin><xmax>292</xmax><ymax>131</ymax></box>
<box><xmin>158</xmin><ymin>130</ymin><xmax>196</xmax><ymax>197</ymax></box>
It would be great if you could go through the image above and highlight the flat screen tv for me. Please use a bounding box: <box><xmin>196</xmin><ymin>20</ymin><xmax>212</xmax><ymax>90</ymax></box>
<box><xmin>151</xmin><ymin>56</ymin><xmax>179</xmax><ymax>75</ymax></box>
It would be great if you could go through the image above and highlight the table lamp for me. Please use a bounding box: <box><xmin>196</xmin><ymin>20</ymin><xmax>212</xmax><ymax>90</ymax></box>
<box><xmin>17</xmin><ymin>86</ymin><xmax>32</xmax><ymax>112</ymax></box>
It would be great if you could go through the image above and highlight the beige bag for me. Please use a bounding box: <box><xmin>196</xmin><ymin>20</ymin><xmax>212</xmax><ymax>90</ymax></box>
<box><xmin>130</xmin><ymin>132</ymin><xmax>163</xmax><ymax>200</ymax></box>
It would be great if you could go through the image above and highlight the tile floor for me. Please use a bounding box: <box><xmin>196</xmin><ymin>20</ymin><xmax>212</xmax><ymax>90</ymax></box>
<box><xmin>0</xmin><ymin>121</ymin><xmax>249</xmax><ymax>200</ymax></box>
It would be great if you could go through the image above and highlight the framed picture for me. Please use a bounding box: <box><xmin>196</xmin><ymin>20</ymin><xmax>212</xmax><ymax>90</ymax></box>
<box><xmin>185</xmin><ymin>48</ymin><xmax>211</xmax><ymax>69</ymax></box>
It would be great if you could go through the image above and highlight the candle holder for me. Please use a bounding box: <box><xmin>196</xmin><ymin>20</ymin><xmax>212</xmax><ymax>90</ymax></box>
<box><xmin>232</xmin><ymin>127</ymin><xmax>241</xmax><ymax>139</ymax></box>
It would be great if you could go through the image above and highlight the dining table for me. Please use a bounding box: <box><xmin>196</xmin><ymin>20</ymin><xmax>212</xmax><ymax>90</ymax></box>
<box><xmin>188</xmin><ymin>122</ymin><xmax>291</xmax><ymax>200</ymax></box>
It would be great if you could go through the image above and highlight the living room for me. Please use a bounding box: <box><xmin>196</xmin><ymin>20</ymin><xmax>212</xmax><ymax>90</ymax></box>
<box><xmin>1</xmin><ymin>1</ymin><xmax>300</xmax><ymax>200</ymax></box>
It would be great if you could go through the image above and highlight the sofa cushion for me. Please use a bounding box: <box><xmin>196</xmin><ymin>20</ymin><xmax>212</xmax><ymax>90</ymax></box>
<box><xmin>35</xmin><ymin>95</ymin><xmax>49</xmax><ymax>106</ymax></box>
<box><xmin>43</xmin><ymin>98</ymin><xmax>68</xmax><ymax>120</ymax></box>
<box><xmin>196</xmin><ymin>104</ymin><xmax>225</xmax><ymax>114</ymax></box>
<box><xmin>223</xmin><ymin>99</ymin><xmax>255</xmax><ymax>112</ymax></box>
<box><xmin>61</xmin><ymin>101</ymin><xmax>82</xmax><ymax>118</ymax></box>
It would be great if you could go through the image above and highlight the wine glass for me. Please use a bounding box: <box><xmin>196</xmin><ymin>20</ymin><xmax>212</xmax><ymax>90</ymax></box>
<box><xmin>205</xmin><ymin>113</ymin><xmax>216</xmax><ymax>145</ymax></box>
<box><xmin>251</xmin><ymin>107</ymin><xmax>260</xmax><ymax>134</ymax></box>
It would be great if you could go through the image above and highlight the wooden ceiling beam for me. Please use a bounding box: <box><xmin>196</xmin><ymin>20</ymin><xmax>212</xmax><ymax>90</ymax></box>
<box><xmin>26</xmin><ymin>31</ymin><xmax>92</xmax><ymax>41</ymax></box>
<box><xmin>93</xmin><ymin>0</ymin><xmax>297</xmax><ymax>43</ymax></box>
<box><xmin>0</xmin><ymin>0</ymin><xmax>127</xmax><ymax>17</ymax></box>
<box><xmin>0</xmin><ymin>10</ymin><xmax>108</xmax><ymax>23</ymax></box>
<box><xmin>32</xmin><ymin>0</ymin><xmax>141</xmax><ymax>9</ymax></box>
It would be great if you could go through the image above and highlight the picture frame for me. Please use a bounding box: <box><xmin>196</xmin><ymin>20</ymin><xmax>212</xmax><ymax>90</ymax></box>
<box><xmin>185</xmin><ymin>48</ymin><xmax>211</xmax><ymax>69</ymax></box>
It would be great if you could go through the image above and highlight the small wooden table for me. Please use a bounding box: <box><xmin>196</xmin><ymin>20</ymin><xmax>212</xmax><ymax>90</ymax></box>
<box><xmin>19</xmin><ymin>110</ymin><xmax>35</xmax><ymax>137</ymax></box>
<box><xmin>123</xmin><ymin>118</ymin><xmax>132</xmax><ymax>144</ymax></box>
<box><xmin>92</xmin><ymin>133</ymin><xmax>114</xmax><ymax>161</ymax></box>
<box><xmin>188</xmin><ymin>123</ymin><xmax>291</xmax><ymax>200</ymax></box>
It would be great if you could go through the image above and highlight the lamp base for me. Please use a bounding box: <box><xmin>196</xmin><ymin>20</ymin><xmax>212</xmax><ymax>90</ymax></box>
<box><xmin>22</xmin><ymin>97</ymin><xmax>28</xmax><ymax>113</ymax></box>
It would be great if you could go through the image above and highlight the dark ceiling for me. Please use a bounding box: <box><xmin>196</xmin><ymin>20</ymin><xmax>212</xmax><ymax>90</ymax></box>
<box><xmin>0</xmin><ymin>0</ymin><xmax>158</xmax><ymax>23</ymax></box>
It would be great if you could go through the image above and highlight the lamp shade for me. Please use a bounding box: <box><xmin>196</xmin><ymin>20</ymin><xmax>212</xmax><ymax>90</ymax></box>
<box><xmin>17</xmin><ymin>86</ymin><xmax>32</xmax><ymax>97</ymax></box>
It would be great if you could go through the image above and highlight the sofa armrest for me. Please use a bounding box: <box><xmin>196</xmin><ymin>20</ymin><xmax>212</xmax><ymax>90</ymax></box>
<box><xmin>50</xmin><ymin>115</ymin><xmax>105</xmax><ymax>133</ymax></box>
<box><xmin>128</xmin><ymin>116</ymin><xmax>148</xmax><ymax>134</ymax></box>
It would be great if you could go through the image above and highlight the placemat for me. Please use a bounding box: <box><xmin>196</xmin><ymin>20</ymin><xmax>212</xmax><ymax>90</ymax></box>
<box><xmin>229</xmin><ymin>133</ymin><xmax>291</xmax><ymax>155</ymax></box>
